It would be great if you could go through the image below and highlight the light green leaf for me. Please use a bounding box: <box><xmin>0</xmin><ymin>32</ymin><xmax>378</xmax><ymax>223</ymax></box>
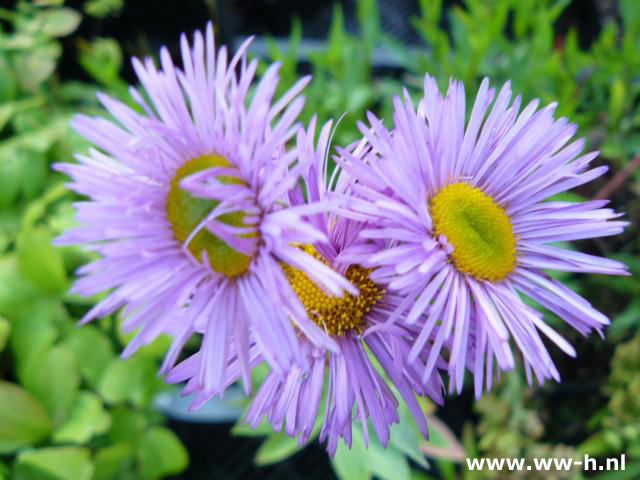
<box><xmin>52</xmin><ymin>392</ymin><xmax>111</xmax><ymax>444</ymax></box>
<box><xmin>63</xmin><ymin>326</ymin><xmax>115</xmax><ymax>387</ymax></box>
<box><xmin>93</xmin><ymin>443</ymin><xmax>135</xmax><ymax>480</ymax></box>
<box><xmin>0</xmin><ymin>316</ymin><xmax>9</xmax><ymax>352</ymax></box>
<box><xmin>13</xmin><ymin>43</ymin><xmax>62</xmax><ymax>91</ymax></box>
<box><xmin>15</xmin><ymin>447</ymin><xmax>93</xmax><ymax>480</ymax></box>
<box><xmin>78</xmin><ymin>38</ymin><xmax>123</xmax><ymax>87</ymax></box>
<box><xmin>0</xmin><ymin>55</ymin><xmax>17</xmax><ymax>102</ymax></box>
<box><xmin>419</xmin><ymin>416</ymin><xmax>465</xmax><ymax>461</ymax></box>
<box><xmin>97</xmin><ymin>356</ymin><xmax>162</xmax><ymax>407</ymax></box>
<box><xmin>0</xmin><ymin>255</ymin><xmax>39</xmax><ymax>316</ymax></box>
<box><xmin>38</xmin><ymin>8</ymin><xmax>82</xmax><ymax>37</ymax></box>
<box><xmin>17</xmin><ymin>226</ymin><xmax>67</xmax><ymax>294</ymax></box>
<box><xmin>362</xmin><ymin>431</ymin><xmax>411</xmax><ymax>480</ymax></box>
<box><xmin>137</xmin><ymin>427</ymin><xmax>189</xmax><ymax>480</ymax></box>
<box><xmin>0</xmin><ymin>151</ymin><xmax>25</xmax><ymax>207</ymax></box>
<box><xmin>10</xmin><ymin>299</ymin><xmax>59</xmax><ymax>373</ymax></box>
<box><xmin>22</xmin><ymin>345</ymin><xmax>80</xmax><ymax>426</ymax></box>
<box><xmin>84</xmin><ymin>0</ymin><xmax>124</xmax><ymax>18</ymax></box>
<box><xmin>106</xmin><ymin>407</ymin><xmax>148</xmax><ymax>446</ymax></box>
<box><xmin>390</xmin><ymin>405</ymin><xmax>430</xmax><ymax>468</ymax></box>
<box><xmin>0</xmin><ymin>381</ymin><xmax>52</xmax><ymax>454</ymax></box>
<box><xmin>231</xmin><ymin>416</ymin><xmax>275</xmax><ymax>437</ymax></box>
<box><xmin>331</xmin><ymin>441</ymin><xmax>372</xmax><ymax>480</ymax></box>
<box><xmin>254</xmin><ymin>433</ymin><xmax>303</xmax><ymax>466</ymax></box>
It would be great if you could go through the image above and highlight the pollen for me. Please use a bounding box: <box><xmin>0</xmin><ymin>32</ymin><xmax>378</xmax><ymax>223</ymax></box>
<box><xmin>166</xmin><ymin>154</ymin><xmax>252</xmax><ymax>277</ymax></box>
<box><xmin>430</xmin><ymin>182</ymin><xmax>516</xmax><ymax>282</ymax></box>
<box><xmin>282</xmin><ymin>246</ymin><xmax>384</xmax><ymax>337</ymax></box>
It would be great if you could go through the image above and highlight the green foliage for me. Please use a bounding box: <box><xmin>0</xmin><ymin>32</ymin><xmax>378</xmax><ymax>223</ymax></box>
<box><xmin>0</xmin><ymin>2</ymin><xmax>188</xmax><ymax>479</ymax></box>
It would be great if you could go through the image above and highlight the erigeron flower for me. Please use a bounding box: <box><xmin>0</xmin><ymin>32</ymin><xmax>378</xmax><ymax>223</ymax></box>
<box><xmin>336</xmin><ymin>75</ymin><xmax>628</xmax><ymax>396</ymax></box>
<box><xmin>56</xmin><ymin>23</ymin><xmax>351</xmax><ymax>398</ymax></box>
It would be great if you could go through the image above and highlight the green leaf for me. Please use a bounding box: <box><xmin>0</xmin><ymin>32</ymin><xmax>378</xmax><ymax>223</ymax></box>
<box><xmin>78</xmin><ymin>38</ymin><xmax>123</xmax><ymax>87</ymax></box>
<box><xmin>0</xmin><ymin>316</ymin><xmax>9</xmax><ymax>353</ymax></box>
<box><xmin>0</xmin><ymin>151</ymin><xmax>25</xmax><ymax>207</ymax></box>
<box><xmin>231</xmin><ymin>416</ymin><xmax>275</xmax><ymax>437</ymax></box>
<box><xmin>22</xmin><ymin>345</ymin><xmax>80</xmax><ymax>426</ymax></box>
<box><xmin>52</xmin><ymin>392</ymin><xmax>111</xmax><ymax>444</ymax></box>
<box><xmin>0</xmin><ymin>381</ymin><xmax>52</xmax><ymax>454</ymax></box>
<box><xmin>419</xmin><ymin>416</ymin><xmax>466</xmax><ymax>461</ymax></box>
<box><xmin>0</xmin><ymin>461</ymin><xmax>9</xmax><ymax>480</ymax></box>
<box><xmin>13</xmin><ymin>43</ymin><xmax>62</xmax><ymax>91</ymax></box>
<box><xmin>17</xmin><ymin>226</ymin><xmax>67</xmax><ymax>294</ymax></box>
<box><xmin>333</xmin><ymin>425</ymin><xmax>410</xmax><ymax>480</ymax></box>
<box><xmin>362</xmin><ymin>432</ymin><xmax>411</xmax><ymax>480</ymax></box>
<box><xmin>0</xmin><ymin>55</ymin><xmax>18</xmax><ymax>102</ymax></box>
<box><xmin>97</xmin><ymin>356</ymin><xmax>162</xmax><ymax>407</ymax></box>
<box><xmin>84</xmin><ymin>0</ymin><xmax>124</xmax><ymax>18</ymax></box>
<box><xmin>137</xmin><ymin>427</ymin><xmax>189</xmax><ymax>480</ymax></box>
<box><xmin>37</xmin><ymin>8</ymin><xmax>82</xmax><ymax>37</ymax></box>
<box><xmin>106</xmin><ymin>407</ymin><xmax>148</xmax><ymax>446</ymax></box>
<box><xmin>93</xmin><ymin>443</ymin><xmax>135</xmax><ymax>480</ymax></box>
<box><xmin>595</xmin><ymin>461</ymin><xmax>640</xmax><ymax>480</ymax></box>
<box><xmin>389</xmin><ymin>405</ymin><xmax>430</xmax><ymax>468</ymax></box>
<box><xmin>10</xmin><ymin>300</ymin><xmax>59</xmax><ymax>374</ymax></box>
<box><xmin>0</xmin><ymin>255</ymin><xmax>39</xmax><ymax>316</ymax></box>
<box><xmin>331</xmin><ymin>441</ymin><xmax>372</xmax><ymax>480</ymax></box>
<box><xmin>63</xmin><ymin>326</ymin><xmax>115</xmax><ymax>387</ymax></box>
<box><xmin>14</xmin><ymin>447</ymin><xmax>93</xmax><ymax>480</ymax></box>
<box><xmin>254</xmin><ymin>433</ymin><xmax>303</xmax><ymax>466</ymax></box>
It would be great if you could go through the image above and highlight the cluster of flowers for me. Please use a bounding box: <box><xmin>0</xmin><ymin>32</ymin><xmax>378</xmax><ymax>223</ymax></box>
<box><xmin>57</xmin><ymin>24</ymin><xmax>628</xmax><ymax>454</ymax></box>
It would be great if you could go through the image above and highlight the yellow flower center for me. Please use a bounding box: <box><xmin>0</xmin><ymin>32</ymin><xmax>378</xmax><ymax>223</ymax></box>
<box><xmin>282</xmin><ymin>246</ymin><xmax>384</xmax><ymax>337</ymax></box>
<box><xmin>430</xmin><ymin>182</ymin><xmax>516</xmax><ymax>282</ymax></box>
<box><xmin>166</xmin><ymin>154</ymin><xmax>253</xmax><ymax>277</ymax></box>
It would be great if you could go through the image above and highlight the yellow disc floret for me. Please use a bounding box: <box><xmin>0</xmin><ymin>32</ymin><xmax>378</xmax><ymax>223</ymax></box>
<box><xmin>282</xmin><ymin>246</ymin><xmax>384</xmax><ymax>337</ymax></box>
<box><xmin>430</xmin><ymin>182</ymin><xmax>516</xmax><ymax>282</ymax></box>
<box><xmin>166</xmin><ymin>154</ymin><xmax>252</xmax><ymax>277</ymax></box>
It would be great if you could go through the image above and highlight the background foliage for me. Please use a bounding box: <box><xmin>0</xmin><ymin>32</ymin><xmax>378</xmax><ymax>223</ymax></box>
<box><xmin>0</xmin><ymin>0</ymin><xmax>637</xmax><ymax>479</ymax></box>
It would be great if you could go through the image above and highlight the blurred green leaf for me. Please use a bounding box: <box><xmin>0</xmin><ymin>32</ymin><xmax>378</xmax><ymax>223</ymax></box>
<box><xmin>0</xmin><ymin>381</ymin><xmax>52</xmax><ymax>454</ymax></box>
<box><xmin>0</xmin><ymin>316</ymin><xmax>9</xmax><ymax>352</ymax></box>
<box><xmin>78</xmin><ymin>38</ymin><xmax>123</xmax><ymax>88</ymax></box>
<box><xmin>595</xmin><ymin>461</ymin><xmax>640</xmax><ymax>480</ymax></box>
<box><xmin>14</xmin><ymin>447</ymin><xmax>93</xmax><ymax>480</ymax></box>
<box><xmin>37</xmin><ymin>8</ymin><xmax>81</xmax><ymax>37</ymax></box>
<box><xmin>231</xmin><ymin>417</ymin><xmax>275</xmax><ymax>437</ymax></box>
<box><xmin>63</xmin><ymin>326</ymin><xmax>115</xmax><ymax>387</ymax></box>
<box><xmin>84</xmin><ymin>0</ymin><xmax>124</xmax><ymax>18</ymax></box>
<box><xmin>254</xmin><ymin>433</ymin><xmax>304</xmax><ymax>466</ymax></box>
<box><xmin>93</xmin><ymin>443</ymin><xmax>135</xmax><ymax>480</ymax></box>
<box><xmin>17</xmin><ymin>226</ymin><xmax>67</xmax><ymax>294</ymax></box>
<box><xmin>0</xmin><ymin>153</ymin><xmax>25</xmax><ymax>207</ymax></box>
<box><xmin>137</xmin><ymin>427</ymin><xmax>188</xmax><ymax>480</ymax></box>
<box><xmin>331</xmin><ymin>441</ymin><xmax>372</xmax><ymax>480</ymax></box>
<box><xmin>22</xmin><ymin>345</ymin><xmax>80</xmax><ymax>426</ymax></box>
<box><xmin>52</xmin><ymin>392</ymin><xmax>111</xmax><ymax>444</ymax></box>
<box><xmin>0</xmin><ymin>55</ymin><xmax>18</xmax><ymax>102</ymax></box>
<box><xmin>10</xmin><ymin>299</ymin><xmax>59</xmax><ymax>373</ymax></box>
<box><xmin>390</xmin><ymin>404</ymin><xmax>430</xmax><ymax>468</ymax></box>
<box><xmin>106</xmin><ymin>407</ymin><xmax>148</xmax><ymax>446</ymax></box>
<box><xmin>97</xmin><ymin>356</ymin><xmax>162</xmax><ymax>407</ymax></box>
<box><xmin>13</xmin><ymin>43</ymin><xmax>62</xmax><ymax>91</ymax></box>
<box><xmin>420</xmin><ymin>416</ymin><xmax>466</xmax><ymax>461</ymax></box>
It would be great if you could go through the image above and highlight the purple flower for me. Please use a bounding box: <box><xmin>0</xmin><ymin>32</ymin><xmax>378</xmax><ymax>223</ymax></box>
<box><xmin>336</xmin><ymin>75</ymin><xmax>628</xmax><ymax>396</ymax></box>
<box><xmin>55</xmin><ymin>23</ymin><xmax>351</xmax><ymax>398</ymax></box>
<box><xmin>168</xmin><ymin>118</ymin><xmax>445</xmax><ymax>454</ymax></box>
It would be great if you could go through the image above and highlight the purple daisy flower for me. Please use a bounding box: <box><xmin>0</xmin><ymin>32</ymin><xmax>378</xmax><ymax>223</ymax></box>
<box><xmin>168</xmin><ymin>118</ymin><xmax>445</xmax><ymax>454</ymax></box>
<box><xmin>55</xmin><ymin>23</ymin><xmax>352</xmax><ymax>398</ymax></box>
<box><xmin>335</xmin><ymin>75</ymin><xmax>629</xmax><ymax>396</ymax></box>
